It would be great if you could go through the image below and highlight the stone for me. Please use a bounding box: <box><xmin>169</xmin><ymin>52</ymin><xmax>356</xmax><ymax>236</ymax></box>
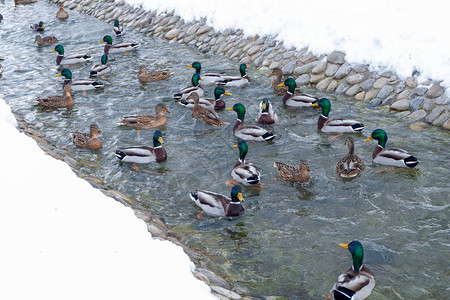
<box><xmin>346</xmin><ymin>73</ymin><xmax>366</xmax><ymax>85</ymax></box>
<box><xmin>310</xmin><ymin>73</ymin><xmax>325</xmax><ymax>84</ymax></box>
<box><xmin>406</xmin><ymin>76</ymin><xmax>418</xmax><ymax>88</ymax></box>
<box><xmin>410</xmin><ymin>97</ymin><xmax>424</xmax><ymax>111</ymax></box>
<box><xmin>355</xmin><ymin>91</ymin><xmax>366</xmax><ymax>100</ymax></box>
<box><xmin>443</xmin><ymin>119</ymin><xmax>450</xmax><ymax>130</ymax></box>
<box><xmin>397</xmin><ymin>88</ymin><xmax>412</xmax><ymax>100</ymax></box>
<box><xmin>409</xmin><ymin>86</ymin><xmax>428</xmax><ymax>99</ymax></box>
<box><xmin>247</xmin><ymin>45</ymin><xmax>262</xmax><ymax>56</ymax></box>
<box><xmin>353</xmin><ymin>64</ymin><xmax>369</xmax><ymax>73</ymax></box>
<box><xmin>377</xmin><ymin>85</ymin><xmax>394</xmax><ymax>99</ymax></box>
<box><xmin>373</xmin><ymin>77</ymin><xmax>389</xmax><ymax>89</ymax></box>
<box><xmin>269</xmin><ymin>61</ymin><xmax>282</xmax><ymax>70</ymax></box>
<box><xmin>164</xmin><ymin>28</ymin><xmax>181</xmax><ymax>39</ymax></box>
<box><xmin>298</xmin><ymin>52</ymin><xmax>317</xmax><ymax>64</ymax></box>
<box><xmin>425</xmin><ymin>83</ymin><xmax>445</xmax><ymax>98</ymax></box>
<box><xmin>281</xmin><ymin>60</ymin><xmax>297</xmax><ymax>75</ymax></box>
<box><xmin>186</xmin><ymin>23</ymin><xmax>200</xmax><ymax>36</ymax></box>
<box><xmin>435</xmin><ymin>95</ymin><xmax>450</xmax><ymax>105</ymax></box>
<box><xmin>335</xmin><ymin>83</ymin><xmax>349</xmax><ymax>94</ymax></box>
<box><xmin>282</xmin><ymin>50</ymin><xmax>295</xmax><ymax>60</ymax></box>
<box><xmin>210</xmin><ymin>286</ymin><xmax>241</xmax><ymax>300</ymax></box>
<box><xmin>345</xmin><ymin>84</ymin><xmax>360</xmax><ymax>96</ymax></box>
<box><xmin>432</xmin><ymin>112</ymin><xmax>449</xmax><ymax>126</ymax></box>
<box><xmin>424</xmin><ymin>106</ymin><xmax>445</xmax><ymax>123</ymax></box>
<box><xmin>390</xmin><ymin>99</ymin><xmax>411</xmax><ymax>111</ymax></box>
<box><xmin>239</xmin><ymin>56</ymin><xmax>251</xmax><ymax>64</ymax></box>
<box><xmin>388</xmin><ymin>75</ymin><xmax>400</xmax><ymax>85</ymax></box>
<box><xmin>316</xmin><ymin>77</ymin><xmax>333</xmax><ymax>90</ymax></box>
<box><xmin>422</xmin><ymin>99</ymin><xmax>435</xmax><ymax>111</ymax></box>
<box><xmin>326</xmin><ymin>80</ymin><xmax>338</xmax><ymax>92</ymax></box>
<box><xmin>360</xmin><ymin>78</ymin><xmax>375</xmax><ymax>91</ymax></box>
<box><xmin>196</xmin><ymin>25</ymin><xmax>211</xmax><ymax>35</ymax></box>
<box><xmin>369</xmin><ymin>98</ymin><xmax>382</xmax><ymax>107</ymax></box>
<box><xmin>229</xmin><ymin>48</ymin><xmax>242</xmax><ymax>59</ymax></box>
<box><xmin>334</xmin><ymin>62</ymin><xmax>352</xmax><ymax>79</ymax></box>
<box><xmin>196</xmin><ymin>268</ymin><xmax>229</xmax><ymax>288</ymax></box>
<box><xmin>395</xmin><ymin>81</ymin><xmax>406</xmax><ymax>94</ymax></box>
<box><xmin>221</xmin><ymin>28</ymin><xmax>232</xmax><ymax>36</ymax></box>
<box><xmin>407</xmin><ymin>109</ymin><xmax>427</xmax><ymax>121</ymax></box>
<box><xmin>311</xmin><ymin>61</ymin><xmax>327</xmax><ymax>74</ymax></box>
<box><xmin>296</xmin><ymin>74</ymin><xmax>310</xmax><ymax>86</ymax></box>
<box><xmin>327</xmin><ymin>50</ymin><xmax>346</xmax><ymax>64</ymax></box>
<box><xmin>325</xmin><ymin>63</ymin><xmax>339</xmax><ymax>76</ymax></box>
<box><xmin>293</xmin><ymin>61</ymin><xmax>319</xmax><ymax>75</ymax></box>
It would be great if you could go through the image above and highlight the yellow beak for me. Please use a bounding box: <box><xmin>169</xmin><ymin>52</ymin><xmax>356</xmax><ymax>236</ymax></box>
<box><xmin>158</xmin><ymin>137</ymin><xmax>164</xmax><ymax>144</ymax></box>
<box><xmin>224</xmin><ymin>91</ymin><xmax>232</xmax><ymax>96</ymax></box>
<box><xmin>339</xmin><ymin>243</ymin><xmax>349</xmax><ymax>249</ymax></box>
<box><xmin>310</xmin><ymin>102</ymin><xmax>320</xmax><ymax>107</ymax></box>
<box><xmin>237</xmin><ymin>192</ymin><xmax>244</xmax><ymax>201</ymax></box>
<box><xmin>50</xmin><ymin>49</ymin><xmax>56</xmax><ymax>53</ymax></box>
<box><xmin>225</xmin><ymin>107</ymin><xmax>233</xmax><ymax>111</ymax></box>
<box><xmin>262</xmin><ymin>103</ymin><xmax>267</xmax><ymax>110</ymax></box>
<box><xmin>56</xmin><ymin>74</ymin><xmax>62</xmax><ymax>77</ymax></box>
<box><xmin>186</xmin><ymin>65</ymin><xmax>193</xmax><ymax>69</ymax></box>
<box><xmin>232</xmin><ymin>144</ymin><xmax>238</xmax><ymax>148</ymax></box>
<box><xmin>100</xmin><ymin>40</ymin><xmax>104</xmax><ymax>44</ymax></box>
<box><xmin>277</xmin><ymin>83</ymin><xmax>285</xmax><ymax>87</ymax></box>
<box><xmin>364</xmin><ymin>136</ymin><xmax>374</xmax><ymax>142</ymax></box>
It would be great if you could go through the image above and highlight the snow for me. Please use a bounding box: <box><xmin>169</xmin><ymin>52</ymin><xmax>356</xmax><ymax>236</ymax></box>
<box><xmin>125</xmin><ymin>0</ymin><xmax>450</xmax><ymax>90</ymax></box>
<box><xmin>0</xmin><ymin>97</ymin><xmax>216</xmax><ymax>299</ymax></box>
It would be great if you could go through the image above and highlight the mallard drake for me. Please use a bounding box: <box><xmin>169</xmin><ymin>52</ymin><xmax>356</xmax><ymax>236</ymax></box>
<box><xmin>57</xmin><ymin>68</ymin><xmax>104</xmax><ymax>92</ymax></box>
<box><xmin>89</xmin><ymin>54</ymin><xmax>111</xmax><ymax>77</ymax></box>
<box><xmin>273</xmin><ymin>159</ymin><xmax>312</xmax><ymax>184</ymax></box>
<box><xmin>101</xmin><ymin>35</ymin><xmax>139</xmax><ymax>54</ymax></box>
<box><xmin>118</xmin><ymin>103</ymin><xmax>171</xmax><ymax>130</ymax></box>
<box><xmin>231</xmin><ymin>140</ymin><xmax>260</xmax><ymax>185</ymax></box>
<box><xmin>364</xmin><ymin>129</ymin><xmax>419</xmax><ymax>168</ymax></box>
<box><xmin>311</xmin><ymin>98</ymin><xmax>365</xmax><ymax>133</ymax></box>
<box><xmin>35</xmin><ymin>34</ymin><xmax>58</xmax><ymax>46</ymax></box>
<box><xmin>30</xmin><ymin>21</ymin><xmax>45</xmax><ymax>32</ymax></box>
<box><xmin>189</xmin><ymin>92</ymin><xmax>227</xmax><ymax>126</ymax></box>
<box><xmin>187</xmin><ymin>61</ymin><xmax>225</xmax><ymax>85</ymax></box>
<box><xmin>180</xmin><ymin>86</ymin><xmax>231</xmax><ymax>110</ymax></box>
<box><xmin>217</xmin><ymin>63</ymin><xmax>250</xmax><ymax>87</ymax></box>
<box><xmin>277</xmin><ymin>78</ymin><xmax>318</xmax><ymax>107</ymax></box>
<box><xmin>114</xmin><ymin>130</ymin><xmax>167</xmax><ymax>164</ymax></box>
<box><xmin>51</xmin><ymin>44</ymin><xmax>92</xmax><ymax>65</ymax></box>
<box><xmin>330</xmin><ymin>241</ymin><xmax>376</xmax><ymax>300</ymax></box>
<box><xmin>70</xmin><ymin>124</ymin><xmax>102</xmax><ymax>149</ymax></box>
<box><xmin>36</xmin><ymin>85</ymin><xmax>73</xmax><ymax>109</ymax></box>
<box><xmin>173</xmin><ymin>73</ymin><xmax>204</xmax><ymax>100</ymax></box>
<box><xmin>56</xmin><ymin>3</ymin><xmax>69</xmax><ymax>19</ymax></box>
<box><xmin>138</xmin><ymin>65</ymin><xmax>173</xmax><ymax>82</ymax></box>
<box><xmin>226</xmin><ymin>103</ymin><xmax>275</xmax><ymax>141</ymax></box>
<box><xmin>190</xmin><ymin>185</ymin><xmax>245</xmax><ymax>217</ymax></box>
<box><xmin>256</xmin><ymin>98</ymin><xmax>279</xmax><ymax>125</ymax></box>
<box><xmin>336</xmin><ymin>137</ymin><xmax>365</xmax><ymax>178</ymax></box>
<box><xmin>268</xmin><ymin>68</ymin><xmax>288</xmax><ymax>96</ymax></box>
<box><xmin>113</xmin><ymin>20</ymin><xmax>123</xmax><ymax>36</ymax></box>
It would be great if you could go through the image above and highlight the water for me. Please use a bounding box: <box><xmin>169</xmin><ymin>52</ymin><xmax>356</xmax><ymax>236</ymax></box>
<box><xmin>1</xmin><ymin>2</ymin><xmax>449</xmax><ymax>299</ymax></box>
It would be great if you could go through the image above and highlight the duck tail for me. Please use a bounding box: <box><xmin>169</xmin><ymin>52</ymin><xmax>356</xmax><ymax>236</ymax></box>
<box><xmin>83</xmin><ymin>55</ymin><xmax>93</xmax><ymax>61</ymax></box>
<box><xmin>246</xmin><ymin>175</ymin><xmax>260</xmax><ymax>185</ymax></box>
<box><xmin>404</xmin><ymin>155</ymin><xmax>419</xmax><ymax>168</ymax></box>
<box><xmin>351</xmin><ymin>123</ymin><xmax>365</xmax><ymax>132</ymax></box>
<box><xmin>262</xmin><ymin>132</ymin><xmax>275</xmax><ymax>141</ymax></box>
<box><xmin>114</xmin><ymin>150</ymin><xmax>126</xmax><ymax>160</ymax></box>
<box><xmin>92</xmin><ymin>81</ymin><xmax>104</xmax><ymax>88</ymax></box>
<box><xmin>189</xmin><ymin>191</ymin><xmax>199</xmax><ymax>202</ymax></box>
<box><xmin>173</xmin><ymin>93</ymin><xmax>183</xmax><ymax>100</ymax></box>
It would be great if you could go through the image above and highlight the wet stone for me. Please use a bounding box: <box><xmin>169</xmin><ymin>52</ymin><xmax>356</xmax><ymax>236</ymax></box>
<box><xmin>435</xmin><ymin>95</ymin><xmax>450</xmax><ymax>105</ymax></box>
<box><xmin>327</xmin><ymin>50</ymin><xmax>346</xmax><ymax>64</ymax></box>
<box><xmin>355</xmin><ymin>91</ymin><xmax>366</xmax><ymax>100</ymax></box>
<box><xmin>310</xmin><ymin>73</ymin><xmax>325</xmax><ymax>84</ymax></box>
<box><xmin>410</xmin><ymin>97</ymin><xmax>424</xmax><ymax>111</ymax></box>
<box><xmin>409</xmin><ymin>86</ymin><xmax>428</xmax><ymax>99</ymax></box>
<box><xmin>345</xmin><ymin>84</ymin><xmax>360</xmax><ymax>96</ymax></box>
<box><xmin>311</xmin><ymin>61</ymin><xmax>327</xmax><ymax>74</ymax></box>
<box><xmin>395</xmin><ymin>81</ymin><xmax>406</xmax><ymax>94</ymax></box>
<box><xmin>390</xmin><ymin>99</ymin><xmax>411</xmax><ymax>111</ymax></box>
<box><xmin>293</xmin><ymin>61</ymin><xmax>318</xmax><ymax>75</ymax></box>
<box><xmin>377</xmin><ymin>85</ymin><xmax>394</xmax><ymax>99</ymax></box>
<box><xmin>165</xmin><ymin>28</ymin><xmax>181</xmax><ymax>39</ymax></box>
<box><xmin>326</xmin><ymin>80</ymin><xmax>338</xmax><ymax>92</ymax></box>
<box><xmin>247</xmin><ymin>45</ymin><xmax>262</xmax><ymax>56</ymax></box>
<box><xmin>364</xmin><ymin>89</ymin><xmax>377</xmax><ymax>101</ymax></box>
<box><xmin>335</xmin><ymin>82</ymin><xmax>349</xmax><ymax>94</ymax></box>
<box><xmin>369</xmin><ymin>98</ymin><xmax>382</xmax><ymax>107</ymax></box>
<box><xmin>210</xmin><ymin>286</ymin><xmax>241</xmax><ymax>300</ymax></box>
<box><xmin>269</xmin><ymin>61</ymin><xmax>282</xmax><ymax>70</ymax></box>
<box><xmin>397</xmin><ymin>88</ymin><xmax>412</xmax><ymax>100</ymax></box>
<box><xmin>353</xmin><ymin>64</ymin><xmax>369</xmax><ymax>73</ymax></box>
<box><xmin>346</xmin><ymin>73</ymin><xmax>366</xmax><ymax>85</ymax></box>
<box><xmin>426</xmin><ymin>83</ymin><xmax>445</xmax><ymax>98</ymax></box>
<box><xmin>373</xmin><ymin>77</ymin><xmax>388</xmax><ymax>89</ymax></box>
<box><xmin>334</xmin><ymin>62</ymin><xmax>351</xmax><ymax>79</ymax></box>
<box><xmin>432</xmin><ymin>112</ymin><xmax>449</xmax><ymax>126</ymax></box>
<box><xmin>298</xmin><ymin>52</ymin><xmax>316</xmax><ymax>64</ymax></box>
<box><xmin>443</xmin><ymin>119</ymin><xmax>450</xmax><ymax>130</ymax></box>
<box><xmin>407</xmin><ymin>109</ymin><xmax>427</xmax><ymax>121</ymax></box>
<box><xmin>381</xmin><ymin>95</ymin><xmax>396</xmax><ymax>106</ymax></box>
<box><xmin>325</xmin><ymin>63</ymin><xmax>339</xmax><ymax>77</ymax></box>
<box><xmin>296</xmin><ymin>74</ymin><xmax>310</xmax><ymax>86</ymax></box>
<box><xmin>281</xmin><ymin>60</ymin><xmax>297</xmax><ymax>75</ymax></box>
<box><xmin>316</xmin><ymin>77</ymin><xmax>333</xmax><ymax>90</ymax></box>
<box><xmin>425</xmin><ymin>106</ymin><xmax>444</xmax><ymax>123</ymax></box>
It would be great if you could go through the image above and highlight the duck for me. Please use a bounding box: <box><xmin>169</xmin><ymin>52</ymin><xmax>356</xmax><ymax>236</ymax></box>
<box><xmin>190</xmin><ymin>185</ymin><xmax>245</xmax><ymax>217</ymax></box>
<box><xmin>277</xmin><ymin>78</ymin><xmax>318</xmax><ymax>107</ymax></box>
<box><xmin>56</xmin><ymin>3</ymin><xmax>69</xmax><ymax>19</ymax></box>
<box><xmin>310</xmin><ymin>98</ymin><xmax>365</xmax><ymax>133</ymax></box>
<box><xmin>138</xmin><ymin>65</ymin><xmax>173</xmax><ymax>82</ymax></box>
<box><xmin>273</xmin><ymin>159</ymin><xmax>312</xmax><ymax>184</ymax></box>
<box><xmin>0</xmin><ymin>64</ymin><xmax>3</xmax><ymax>75</ymax></box>
<box><xmin>256</xmin><ymin>98</ymin><xmax>279</xmax><ymax>125</ymax></box>
<box><xmin>330</xmin><ymin>241</ymin><xmax>376</xmax><ymax>300</ymax></box>
<box><xmin>189</xmin><ymin>92</ymin><xmax>227</xmax><ymax>126</ymax></box>
<box><xmin>173</xmin><ymin>73</ymin><xmax>204</xmax><ymax>100</ymax></box>
<box><xmin>217</xmin><ymin>63</ymin><xmax>250</xmax><ymax>87</ymax></box>
<box><xmin>57</xmin><ymin>68</ymin><xmax>104</xmax><ymax>92</ymax></box>
<box><xmin>113</xmin><ymin>20</ymin><xmax>123</xmax><ymax>36</ymax></box>
<box><xmin>35</xmin><ymin>85</ymin><xmax>73</xmax><ymax>109</ymax></box>
<box><xmin>101</xmin><ymin>35</ymin><xmax>139</xmax><ymax>54</ymax></box>
<box><xmin>89</xmin><ymin>54</ymin><xmax>111</xmax><ymax>77</ymax></box>
<box><xmin>187</xmin><ymin>61</ymin><xmax>225</xmax><ymax>85</ymax></box>
<box><xmin>14</xmin><ymin>0</ymin><xmax>37</xmax><ymax>5</ymax></box>
<box><xmin>336</xmin><ymin>137</ymin><xmax>365</xmax><ymax>178</ymax></box>
<box><xmin>226</xmin><ymin>103</ymin><xmax>275</xmax><ymax>141</ymax></box>
<box><xmin>180</xmin><ymin>86</ymin><xmax>231</xmax><ymax>110</ymax></box>
<box><xmin>35</xmin><ymin>35</ymin><xmax>58</xmax><ymax>46</ymax></box>
<box><xmin>51</xmin><ymin>44</ymin><xmax>92</xmax><ymax>65</ymax></box>
<box><xmin>364</xmin><ymin>129</ymin><xmax>419</xmax><ymax>168</ymax></box>
<box><xmin>231</xmin><ymin>140</ymin><xmax>260</xmax><ymax>185</ymax></box>
<box><xmin>30</xmin><ymin>21</ymin><xmax>45</xmax><ymax>32</ymax></box>
<box><xmin>114</xmin><ymin>130</ymin><xmax>167</xmax><ymax>165</ymax></box>
<box><xmin>70</xmin><ymin>124</ymin><xmax>102</xmax><ymax>149</ymax></box>
<box><xmin>268</xmin><ymin>68</ymin><xmax>288</xmax><ymax>96</ymax></box>
<box><xmin>118</xmin><ymin>103</ymin><xmax>171</xmax><ymax>131</ymax></box>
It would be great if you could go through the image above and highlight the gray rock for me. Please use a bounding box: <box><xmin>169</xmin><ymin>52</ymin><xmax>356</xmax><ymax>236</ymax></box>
<box><xmin>335</xmin><ymin>82</ymin><xmax>349</xmax><ymax>94</ymax></box>
<box><xmin>369</xmin><ymin>98</ymin><xmax>382</xmax><ymax>107</ymax></box>
<box><xmin>311</xmin><ymin>61</ymin><xmax>327</xmax><ymax>74</ymax></box>
<box><xmin>334</xmin><ymin>62</ymin><xmax>352</xmax><ymax>79</ymax></box>
<box><xmin>435</xmin><ymin>95</ymin><xmax>450</xmax><ymax>105</ymax></box>
<box><xmin>325</xmin><ymin>63</ymin><xmax>339</xmax><ymax>77</ymax></box>
<box><xmin>397</xmin><ymin>88</ymin><xmax>412</xmax><ymax>100</ymax></box>
<box><xmin>373</xmin><ymin>77</ymin><xmax>388</xmax><ymax>89</ymax></box>
<box><xmin>425</xmin><ymin>83</ymin><xmax>445</xmax><ymax>98</ymax></box>
<box><xmin>196</xmin><ymin>25</ymin><xmax>211</xmax><ymax>35</ymax></box>
<box><xmin>282</xmin><ymin>50</ymin><xmax>295</xmax><ymax>60</ymax></box>
<box><xmin>186</xmin><ymin>23</ymin><xmax>200</xmax><ymax>36</ymax></box>
<box><xmin>196</xmin><ymin>268</ymin><xmax>229</xmax><ymax>288</ymax></box>
<box><xmin>381</xmin><ymin>70</ymin><xmax>395</xmax><ymax>78</ymax></box>
<box><xmin>310</xmin><ymin>73</ymin><xmax>325</xmax><ymax>84</ymax></box>
<box><xmin>424</xmin><ymin>106</ymin><xmax>444</xmax><ymax>123</ymax></box>
<box><xmin>210</xmin><ymin>286</ymin><xmax>241</xmax><ymax>300</ymax></box>
<box><xmin>296</xmin><ymin>74</ymin><xmax>310</xmax><ymax>86</ymax></box>
<box><xmin>327</xmin><ymin>50</ymin><xmax>346</xmax><ymax>64</ymax></box>
<box><xmin>377</xmin><ymin>85</ymin><xmax>394</xmax><ymax>99</ymax></box>
<box><xmin>346</xmin><ymin>73</ymin><xmax>367</xmax><ymax>85</ymax></box>
<box><xmin>316</xmin><ymin>77</ymin><xmax>333</xmax><ymax>90</ymax></box>
<box><xmin>410</xmin><ymin>97</ymin><xmax>424</xmax><ymax>111</ymax></box>
<box><xmin>345</xmin><ymin>84</ymin><xmax>360</xmax><ymax>96</ymax></box>
<box><xmin>293</xmin><ymin>61</ymin><xmax>319</xmax><ymax>75</ymax></box>
<box><xmin>229</xmin><ymin>48</ymin><xmax>242</xmax><ymax>59</ymax></box>
<box><xmin>381</xmin><ymin>95</ymin><xmax>397</xmax><ymax>106</ymax></box>
<box><xmin>353</xmin><ymin>64</ymin><xmax>369</xmax><ymax>73</ymax></box>
<box><xmin>443</xmin><ymin>119</ymin><xmax>450</xmax><ymax>130</ymax></box>
<box><xmin>281</xmin><ymin>60</ymin><xmax>297</xmax><ymax>75</ymax></box>
<box><xmin>406</xmin><ymin>76</ymin><xmax>418</xmax><ymax>88</ymax></box>
<box><xmin>253</xmin><ymin>54</ymin><xmax>264</xmax><ymax>66</ymax></box>
<box><xmin>422</xmin><ymin>99</ymin><xmax>435</xmax><ymax>111</ymax></box>
<box><xmin>164</xmin><ymin>29</ymin><xmax>181</xmax><ymax>39</ymax></box>
<box><xmin>407</xmin><ymin>109</ymin><xmax>427</xmax><ymax>121</ymax></box>
<box><xmin>432</xmin><ymin>112</ymin><xmax>449</xmax><ymax>126</ymax></box>
<box><xmin>409</xmin><ymin>86</ymin><xmax>428</xmax><ymax>99</ymax></box>
<box><xmin>221</xmin><ymin>28</ymin><xmax>232</xmax><ymax>36</ymax></box>
<box><xmin>268</xmin><ymin>61</ymin><xmax>282</xmax><ymax>70</ymax></box>
<box><xmin>247</xmin><ymin>45</ymin><xmax>262</xmax><ymax>56</ymax></box>
<box><xmin>298</xmin><ymin>52</ymin><xmax>317</xmax><ymax>64</ymax></box>
<box><xmin>395</xmin><ymin>81</ymin><xmax>406</xmax><ymax>94</ymax></box>
<box><xmin>239</xmin><ymin>56</ymin><xmax>251</xmax><ymax>64</ymax></box>
<box><xmin>326</xmin><ymin>80</ymin><xmax>338</xmax><ymax>92</ymax></box>
<box><xmin>390</xmin><ymin>99</ymin><xmax>411</xmax><ymax>111</ymax></box>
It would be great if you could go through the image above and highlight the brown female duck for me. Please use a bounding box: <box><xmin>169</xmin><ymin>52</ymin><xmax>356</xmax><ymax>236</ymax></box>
<box><xmin>36</xmin><ymin>85</ymin><xmax>73</xmax><ymax>109</ymax></box>
<box><xmin>70</xmin><ymin>124</ymin><xmax>102</xmax><ymax>149</ymax></box>
<box><xmin>35</xmin><ymin>35</ymin><xmax>58</xmax><ymax>46</ymax></box>
<box><xmin>138</xmin><ymin>65</ymin><xmax>173</xmax><ymax>82</ymax></box>
<box><xmin>190</xmin><ymin>92</ymin><xmax>227</xmax><ymax>126</ymax></box>
<box><xmin>273</xmin><ymin>159</ymin><xmax>312</xmax><ymax>184</ymax></box>
<box><xmin>336</xmin><ymin>137</ymin><xmax>365</xmax><ymax>178</ymax></box>
<box><xmin>118</xmin><ymin>103</ymin><xmax>171</xmax><ymax>135</ymax></box>
<box><xmin>268</xmin><ymin>68</ymin><xmax>288</xmax><ymax>95</ymax></box>
<box><xmin>56</xmin><ymin>3</ymin><xmax>69</xmax><ymax>19</ymax></box>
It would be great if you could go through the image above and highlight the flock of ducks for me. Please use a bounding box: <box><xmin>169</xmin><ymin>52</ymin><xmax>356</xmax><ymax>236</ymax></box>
<box><xmin>5</xmin><ymin>2</ymin><xmax>423</xmax><ymax>299</ymax></box>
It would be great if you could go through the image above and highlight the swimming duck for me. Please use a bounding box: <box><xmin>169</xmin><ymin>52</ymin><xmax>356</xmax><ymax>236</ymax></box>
<box><xmin>173</xmin><ymin>73</ymin><xmax>204</xmax><ymax>100</ymax></box>
<box><xmin>56</xmin><ymin>3</ymin><xmax>69</xmax><ymax>19</ymax></box>
<box><xmin>277</xmin><ymin>78</ymin><xmax>318</xmax><ymax>107</ymax></box>
<box><xmin>101</xmin><ymin>35</ymin><xmax>139</xmax><ymax>54</ymax></box>
<box><xmin>256</xmin><ymin>98</ymin><xmax>279</xmax><ymax>125</ymax></box>
<box><xmin>231</xmin><ymin>140</ymin><xmax>260</xmax><ymax>185</ymax></box>
<box><xmin>190</xmin><ymin>185</ymin><xmax>245</xmax><ymax>217</ymax></box>
<box><xmin>30</xmin><ymin>21</ymin><xmax>45</xmax><ymax>32</ymax></box>
<box><xmin>35</xmin><ymin>85</ymin><xmax>73</xmax><ymax>109</ymax></box>
<box><xmin>89</xmin><ymin>54</ymin><xmax>111</xmax><ymax>77</ymax></box>
<box><xmin>71</xmin><ymin>124</ymin><xmax>102</xmax><ymax>149</ymax></box>
<box><xmin>187</xmin><ymin>61</ymin><xmax>225</xmax><ymax>85</ymax></box>
<box><xmin>118</xmin><ymin>103</ymin><xmax>171</xmax><ymax>130</ymax></box>
<box><xmin>138</xmin><ymin>65</ymin><xmax>173</xmax><ymax>82</ymax></box>
<box><xmin>336</xmin><ymin>137</ymin><xmax>365</xmax><ymax>178</ymax></box>
<box><xmin>0</xmin><ymin>64</ymin><xmax>3</xmax><ymax>75</ymax></box>
<box><xmin>226</xmin><ymin>103</ymin><xmax>275</xmax><ymax>141</ymax></box>
<box><xmin>113</xmin><ymin>20</ymin><xmax>123</xmax><ymax>36</ymax></box>
<box><xmin>189</xmin><ymin>92</ymin><xmax>227</xmax><ymax>126</ymax></box>
<box><xmin>310</xmin><ymin>98</ymin><xmax>365</xmax><ymax>133</ymax></box>
<box><xmin>35</xmin><ymin>35</ymin><xmax>58</xmax><ymax>46</ymax></box>
<box><xmin>217</xmin><ymin>63</ymin><xmax>250</xmax><ymax>87</ymax></box>
<box><xmin>180</xmin><ymin>86</ymin><xmax>231</xmax><ymax>110</ymax></box>
<box><xmin>114</xmin><ymin>130</ymin><xmax>167</xmax><ymax>164</ymax></box>
<box><xmin>364</xmin><ymin>129</ymin><xmax>419</xmax><ymax>168</ymax></box>
<box><xmin>51</xmin><ymin>44</ymin><xmax>92</xmax><ymax>65</ymax></box>
<box><xmin>273</xmin><ymin>159</ymin><xmax>312</xmax><ymax>184</ymax></box>
<box><xmin>268</xmin><ymin>68</ymin><xmax>288</xmax><ymax>96</ymax></box>
<box><xmin>57</xmin><ymin>68</ymin><xmax>104</xmax><ymax>92</ymax></box>
<box><xmin>330</xmin><ymin>241</ymin><xmax>376</xmax><ymax>300</ymax></box>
